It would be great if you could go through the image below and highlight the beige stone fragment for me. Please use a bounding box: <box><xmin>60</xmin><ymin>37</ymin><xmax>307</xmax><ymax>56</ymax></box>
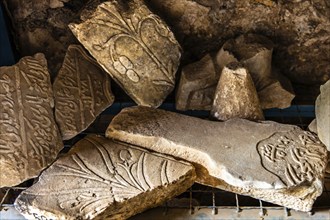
<box><xmin>0</xmin><ymin>54</ymin><xmax>63</xmax><ymax>187</ymax></box>
<box><xmin>308</xmin><ymin>119</ymin><xmax>317</xmax><ymax>134</ymax></box>
<box><xmin>15</xmin><ymin>135</ymin><xmax>195</xmax><ymax>220</ymax></box>
<box><xmin>69</xmin><ymin>0</ymin><xmax>181</xmax><ymax>107</ymax></box>
<box><xmin>53</xmin><ymin>45</ymin><xmax>115</xmax><ymax>140</ymax></box>
<box><xmin>106</xmin><ymin>106</ymin><xmax>328</xmax><ymax>212</ymax></box>
<box><xmin>315</xmin><ymin>80</ymin><xmax>330</xmax><ymax>150</ymax></box>
<box><xmin>176</xmin><ymin>54</ymin><xmax>218</xmax><ymax>111</ymax></box>
<box><xmin>211</xmin><ymin>62</ymin><xmax>264</xmax><ymax>121</ymax></box>
<box><xmin>216</xmin><ymin>34</ymin><xmax>295</xmax><ymax>109</ymax></box>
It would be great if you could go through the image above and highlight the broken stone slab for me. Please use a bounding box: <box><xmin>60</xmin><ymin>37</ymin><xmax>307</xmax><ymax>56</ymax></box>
<box><xmin>53</xmin><ymin>45</ymin><xmax>115</xmax><ymax>140</ymax></box>
<box><xmin>308</xmin><ymin>119</ymin><xmax>318</xmax><ymax>134</ymax></box>
<box><xmin>216</xmin><ymin>34</ymin><xmax>295</xmax><ymax>109</ymax></box>
<box><xmin>211</xmin><ymin>62</ymin><xmax>264</xmax><ymax>121</ymax></box>
<box><xmin>0</xmin><ymin>54</ymin><xmax>63</xmax><ymax>187</ymax></box>
<box><xmin>176</xmin><ymin>54</ymin><xmax>218</xmax><ymax>111</ymax></box>
<box><xmin>69</xmin><ymin>0</ymin><xmax>181</xmax><ymax>107</ymax></box>
<box><xmin>315</xmin><ymin>80</ymin><xmax>330</xmax><ymax>151</ymax></box>
<box><xmin>106</xmin><ymin>106</ymin><xmax>328</xmax><ymax>211</ymax></box>
<box><xmin>15</xmin><ymin>134</ymin><xmax>196</xmax><ymax>220</ymax></box>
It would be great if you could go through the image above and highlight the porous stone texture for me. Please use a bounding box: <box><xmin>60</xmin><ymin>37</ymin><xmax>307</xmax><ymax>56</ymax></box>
<box><xmin>176</xmin><ymin>54</ymin><xmax>218</xmax><ymax>111</ymax></box>
<box><xmin>53</xmin><ymin>45</ymin><xmax>115</xmax><ymax>140</ymax></box>
<box><xmin>211</xmin><ymin>62</ymin><xmax>264</xmax><ymax>121</ymax></box>
<box><xmin>146</xmin><ymin>0</ymin><xmax>330</xmax><ymax>85</ymax></box>
<box><xmin>0</xmin><ymin>54</ymin><xmax>63</xmax><ymax>187</ymax></box>
<box><xmin>15</xmin><ymin>135</ymin><xmax>196</xmax><ymax>220</ymax></box>
<box><xmin>216</xmin><ymin>34</ymin><xmax>295</xmax><ymax>109</ymax></box>
<box><xmin>3</xmin><ymin>0</ymin><xmax>89</xmax><ymax>78</ymax></box>
<box><xmin>106</xmin><ymin>106</ymin><xmax>328</xmax><ymax>212</ymax></box>
<box><xmin>315</xmin><ymin>80</ymin><xmax>330</xmax><ymax>150</ymax></box>
<box><xmin>69</xmin><ymin>0</ymin><xmax>181</xmax><ymax>107</ymax></box>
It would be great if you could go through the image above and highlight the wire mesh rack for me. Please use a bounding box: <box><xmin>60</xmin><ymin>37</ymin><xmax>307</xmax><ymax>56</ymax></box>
<box><xmin>1</xmin><ymin>103</ymin><xmax>329</xmax><ymax>219</ymax></box>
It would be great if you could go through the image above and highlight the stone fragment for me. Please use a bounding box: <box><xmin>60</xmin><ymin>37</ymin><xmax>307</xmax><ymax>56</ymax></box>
<box><xmin>211</xmin><ymin>62</ymin><xmax>264</xmax><ymax>121</ymax></box>
<box><xmin>53</xmin><ymin>45</ymin><xmax>115</xmax><ymax>140</ymax></box>
<box><xmin>69</xmin><ymin>1</ymin><xmax>181</xmax><ymax>107</ymax></box>
<box><xmin>315</xmin><ymin>80</ymin><xmax>330</xmax><ymax>150</ymax></box>
<box><xmin>3</xmin><ymin>0</ymin><xmax>89</xmax><ymax>78</ymax></box>
<box><xmin>308</xmin><ymin>119</ymin><xmax>318</xmax><ymax>134</ymax></box>
<box><xmin>147</xmin><ymin>0</ymin><xmax>330</xmax><ymax>84</ymax></box>
<box><xmin>15</xmin><ymin>135</ymin><xmax>196</xmax><ymax>220</ymax></box>
<box><xmin>216</xmin><ymin>34</ymin><xmax>295</xmax><ymax>109</ymax></box>
<box><xmin>0</xmin><ymin>54</ymin><xmax>63</xmax><ymax>187</ymax></box>
<box><xmin>106</xmin><ymin>106</ymin><xmax>328</xmax><ymax>212</ymax></box>
<box><xmin>176</xmin><ymin>54</ymin><xmax>218</xmax><ymax>111</ymax></box>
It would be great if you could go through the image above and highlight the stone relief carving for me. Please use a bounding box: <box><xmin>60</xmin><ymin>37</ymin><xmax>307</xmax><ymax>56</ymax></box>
<box><xmin>0</xmin><ymin>54</ymin><xmax>63</xmax><ymax>187</ymax></box>
<box><xmin>53</xmin><ymin>45</ymin><xmax>114</xmax><ymax>140</ymax></box>
<box><xmin>257</xmin><ymin>129</ymin><xmax>328</xmax><ymax>187</ymax></box>
<box><xmin>70</xmin><ymin>1</ymin><xmax>181</xmax><ymax>107</ymax></box>
<box><xmin>15</xmin><ymin>135</ymin><xmax>195</xmax><ymax>219</ymax></box>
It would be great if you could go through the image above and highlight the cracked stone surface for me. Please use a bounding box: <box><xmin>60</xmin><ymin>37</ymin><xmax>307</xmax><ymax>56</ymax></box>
<box><xmin>216</xmin><ymin>34</ymin><xmax>295</xmax><ymax>109</ymax></box>
<box><xmin>0</xmin><ymin>54</ymin><xmax>63</xmax><ymax>187</ymax></box>
<box><xmin>53</xmin><ymin>45</ymin><xmax>115</xmax><ymax>140</ymax></box>
<box><xmin>69</xmin><ymin>0</ymin><xmax>181</xmax><ymax>107</ymax></box>
<box><xmin>15</xmin><ymin>135</ymin><xmax>196</xmax><ymax>220</ymax></box>
<box><xmin>146</xmin><ymin>0</ymin><xmax>330</xmax><ymax>85</ymax></box>
<box><xmin>315</xmin><ymin>80</ymin><xmax>330</xmax><ymax>151</ymax></box>
<box><xmin>176</xmin><ymin>54</ymin><xmax>218</xmax><ymax>111</ymax></box>
<box><xmin>106</xmin><ymin>106</ymin><xmax>328</xmax><ymax>211</ymax></box>
<box><xmin>211</xmin><ymin>62</ymin><xmax>264</xmax><ymax>121</ymax></box>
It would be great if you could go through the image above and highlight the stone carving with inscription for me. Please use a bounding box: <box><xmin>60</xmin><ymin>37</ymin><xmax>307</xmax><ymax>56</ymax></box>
<box><xmin>53</xmin><ymin>45</ymin><xmax>115</xmax><ymax>140</ymax></box>
<box><xmin>176</xmin><ymin>54</ymin><xmax>218</xmax><ymax>111</ymax></box>
<box><xmin>15</xmin><ymin>135</ymin><xmax>196</xmax><ymax>220</ymax></box>
<box><xmin>106</xmin><ymin>106</ymin><xmax>328</xmax><ymax>211</ymax></box>
<box><xmin>0</xmin><ymin>54</ymin><xmax>63</xmax><ymax>187</ymax></box>
<box><xmin>69</xmin><ymin>0</ymin><xmax>181</xmax><ymax>107</ymax></box>
<box><xmin>211</xmin><ymin>62</ymin><xmax>264</xmax><ymax>121</ymax></box>
<box><xmin>216</xmin><ymin>34</ymin><xmax>295</xmax><ymax>109</ymax></box>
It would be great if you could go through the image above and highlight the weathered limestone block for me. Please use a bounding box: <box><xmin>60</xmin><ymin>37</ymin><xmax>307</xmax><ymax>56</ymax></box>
<box><xmin>315</xmin><ymin>80</ymin><xmax>330</xmax><ymax>150</ymax></box>
<box><xmin>211</xmin><ymin>62</ymin><xmax>264</xmax><ymax>121</ymax></box>
<box><xmin>106</xmin><ymin>106</ymin><xmax>328</xmax><ymax>211</ymax></box>
<box><xmin>15</xmin><ymin>135</ymin><xmax>196</xmax><ymax>220</ymax></box>
<box><xmin>176</xmin><ymin>54</ymin><xmax>217</xmax><ymax>111</ymax></box>
<box><xmin>53</xmin><ymin>45</ymin><xmax>115</xmax><ymax>140</ymax></box>
<box><xmin>0</xmin><ymin>54</ymin><xmax>63</xmax><ymax>187</ymax></box>
<box><xmin>216</xmin><ymin>34</ymin><xmax>295</xmax><ymax>109</ymax></box>
<box><xmin>69</xmin><ymin>0</ymin><xmax>181</xmax><ymax>107</ymax></box>
<box><xmin>308</xmin><ymin>119</ymin><xmax>317</xmax><ymax>134</ymax></box>
<box><xmin>3</xmin><ymin>0</ymin><xmax>89</xmax><ymax>78</ymax></box>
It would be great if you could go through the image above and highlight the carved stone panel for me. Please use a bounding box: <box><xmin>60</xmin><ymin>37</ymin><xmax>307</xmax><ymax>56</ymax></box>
<box><xmin>53</xmin><ymin>45</ymin><xmax>115</xmax><ymax>140</ymax></box>
<box><xmin>106</xmin><ymin>106</ymin><xmax>328</xmax><ymax>211</ymax></box>
<box><xmin>69</xmin><ymin>1</ymin><xmax>181</xmax><ymax>107</ymax></box>
<box><xmin>15</xmin><ymin>135</ymin><xmax>196</xmax><ymax>220</ymax></box>
<box><xmin>176</xmin><ymin>54</ymin><xmax>218</xmax><ymax>111</ymax></box>
<box><xmin>0</xmin><ymin>54</ymin><xmax>63</xmax><ymax>187</ymax></box>
<box><xmin>211</xmin><ymin>62</ymin><xmax>264</xmax><ymax>121</ymax></box>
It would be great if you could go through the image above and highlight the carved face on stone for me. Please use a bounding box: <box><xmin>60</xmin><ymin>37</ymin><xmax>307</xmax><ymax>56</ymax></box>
<box><xmin>257</xmin><ymin>129</ymin><xmax>327</xmax><ymax>187</ymax></box>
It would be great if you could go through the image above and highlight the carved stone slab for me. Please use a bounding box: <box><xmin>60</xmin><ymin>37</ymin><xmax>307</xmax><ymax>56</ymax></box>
<box><xmin>53</xmin><ymin>45</ymin><xmax>115</xmax><ymax>140</ymax></box>
<box><xmin>69</xmin><ymin>1</ymin><xmax>181</xmax><ymax>107</ymax></box>
<box><xmin>0</xmin><ymin>54</ymin><xmax>63</xmax><ymax>187</ymax></box>
<box><xmin>15</xmin><ymin>135</ymin><xmax>195</xmax><ymax>220</ymax></box>
<box><xmin>176</xmin><ymin>54</ymin><xmax>218</xmax><ymax>111</ymax></box>
<box><xmin>216</xmin><ymin>34</ymin><xmax>295</xmax><ymax>109</ymax></box>
<box><xmin>211</xmin><ymin>62</ymin><xmax>264</xmax><ymax>121</ymax></box>
<box><xmin>106</xmin><ymin>106</ymin><xmax>328</xmax><ymax>211</ymax></box>
<box><xmin>315</xmin><ymin>80</ymin><xmax>330</xmax><ymax>150</ymax></box>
